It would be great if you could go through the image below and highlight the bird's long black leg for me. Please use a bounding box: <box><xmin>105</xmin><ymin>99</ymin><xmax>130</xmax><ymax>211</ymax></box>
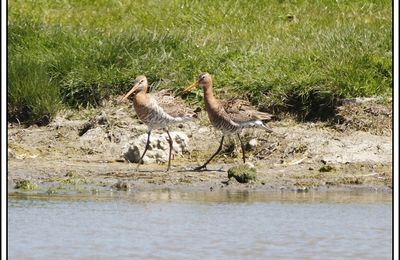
<box><xmin>237</xmin><ymin>133</ymin><xmax>246</xmax><ymax>163</ymax></box>
<box><xmin>165</xmin><ymin>129</ymin><xmax>173</xmax><ymax>171</ymax></box>
<box><xmin>137</xmin><ymin>131</ymin><xmax>151</xmax><ymax>170</ymax></box>
<box><xmin>194</xmin><ymin>135</ymin><xmax>225</xmax><ymax>171</ymax></box>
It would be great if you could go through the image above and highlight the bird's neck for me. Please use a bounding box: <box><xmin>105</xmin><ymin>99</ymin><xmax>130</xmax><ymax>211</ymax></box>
<box><xmin>203</xmin><ymin>84</ymin><xmax>218</xmax><ymax>109</ymax></box>
<box><xmin>133</xmin><ymin>89</ymin><xmax>148</xmax><ymax>107</ymax></box>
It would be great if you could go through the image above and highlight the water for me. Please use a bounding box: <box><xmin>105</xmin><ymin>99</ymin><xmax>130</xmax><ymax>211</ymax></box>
<box><xmin>9</xmin><ymin>191</ymin><xmax>392</xmax><ymax>259</ymax></box>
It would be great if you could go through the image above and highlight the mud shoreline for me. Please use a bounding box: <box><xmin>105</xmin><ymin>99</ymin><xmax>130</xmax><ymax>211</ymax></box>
<box><xmin>8</xmin><ymin>97</ymin><xmax>392</xmax><ymax>195</ymax></box>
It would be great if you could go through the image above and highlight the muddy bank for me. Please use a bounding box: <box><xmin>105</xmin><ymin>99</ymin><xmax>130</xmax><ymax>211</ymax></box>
<box><xmin>8</xmin><ymin>97</ymin><xmax>392</xmax><ymax>195</ymax></box>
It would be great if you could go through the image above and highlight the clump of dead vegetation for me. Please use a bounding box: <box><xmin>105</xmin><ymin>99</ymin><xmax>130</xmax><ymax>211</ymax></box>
<box><xmin>333</xmin><ymin>98</ymin><xmax>391</xmax><ymax>136</ymax></box>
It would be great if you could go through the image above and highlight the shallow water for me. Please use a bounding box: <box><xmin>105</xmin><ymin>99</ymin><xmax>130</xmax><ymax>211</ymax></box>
<box><xmin>9</xmin><ymin>191</ymin><xmax>392</xmax><ymax>259</ymax></box>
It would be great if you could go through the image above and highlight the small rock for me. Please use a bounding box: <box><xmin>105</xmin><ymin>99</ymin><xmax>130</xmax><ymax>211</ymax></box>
<box><xmin>245</xmin><ymin>162</ymin><xmax>255</xmax><ymax>169</ymax></box>
<box><xmin>247</xmin><ymin>138</ymin><xmax>258</xmax><ymax>149</ymax></box>
<box><xmin>319</xmin><ymin>165</ymin><xmax>336</xmax><ymax>172</ymax></box>
<box><xmin>78</xmin><ymin>118</ymin><xmax>96</xmax><ymax>136</ymax></box>
<box><xmin>198</xmin><ymin>127</ymin><xmax>210</xmax><ymax>134</ymax></box>
<box><xmin>112</xmin><ymin>181</ymin><xmax>130</xmax><ymax>191</ymax></box>
<box><xmin>121</xmin><ymin>145</ymin><xmax>142</xmax><ymax>163</ymax></box>
<box><xmin>227</xmin><ymin>165</ymin><xmax>257</xmax><ymax>183</ymax></box>
<box><xmin>121</xmin><ymin>131</ymin><xmax>190</xmax><ymax>164</ymax></box>
<box><xmin>96</xmin><ymin>112</ymin><xmax>107</xmax><ymax>125</ymax></box>
<box><xmin>226</xmin><ymin>177</ymin><xmax>240</xmax><ymax>185</ymax></box>
<box><xmin>79</xmin><ymin>127</ymin><xmax>110</xmax><ymax>153</ymax></box>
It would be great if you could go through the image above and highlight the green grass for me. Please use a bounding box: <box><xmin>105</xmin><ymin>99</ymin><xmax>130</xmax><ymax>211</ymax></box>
<box><xmin>8</xmin><ymin>56</ymin><xmax>61</xmax><ymax>125</ymax></box>
<box><xmin>8</xmin><ymin>0</ymin><xmax>392</xmax><ymax>123</ymax></box>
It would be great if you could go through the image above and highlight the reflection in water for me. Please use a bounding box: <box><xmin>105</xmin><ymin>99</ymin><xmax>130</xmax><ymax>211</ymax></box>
<box><xmin>9</xmin><ymin>191</ymin><xmax>392</xmax><ymax>259</ymax></box>
<box><xmin>9</xmin><ymin>190</ymin><xmax>392</xmax><ymax>204</ymax></box>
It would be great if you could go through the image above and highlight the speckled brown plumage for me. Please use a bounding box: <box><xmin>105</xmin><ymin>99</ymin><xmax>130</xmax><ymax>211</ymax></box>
<box><xmin>220</xmin><ymin>98</ymin><xmax>274</xmax><ymax>124</ymax></box>
<box><xmin>183</xmin><ymin>72</ymin><xmax>275</xmax><ymax>170</ymax></box>
<box><xmin>153</xmin><ymin>89</ymin><xmax>199</xmax><ymax>119</ymax></box>
<box><xmin>121</xmin><ymin>75</ymin><xmax>198</xmax><ymax>171</ymax></box>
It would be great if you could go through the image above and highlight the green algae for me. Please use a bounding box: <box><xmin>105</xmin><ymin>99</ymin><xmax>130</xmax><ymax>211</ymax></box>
<box><xmin>227</xmin><ymin>165</ymin><xmax>257</xmax><ymax>184</ymax></box>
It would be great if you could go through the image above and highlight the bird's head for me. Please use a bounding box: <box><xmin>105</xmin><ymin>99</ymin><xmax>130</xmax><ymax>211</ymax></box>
<box><xmin>183</xmin><ymin>72</ymin><xmax>212</xmax><ymax>92</ymax></box>
<box><xmin>120</xmin><ymin>75</ymin><xmax>148</xmax><ymax>102</ymax></box>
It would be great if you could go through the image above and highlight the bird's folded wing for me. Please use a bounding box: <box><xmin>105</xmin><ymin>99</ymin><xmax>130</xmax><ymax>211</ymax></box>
<box><xmin>221</xmin><ymin>98</ymin><xmax>274</xmax><ymax>123</ymax></box>
<box><xmin>152</xmin><ymin>89</ymin><xmax>197</xmax><ymax>118</ymax></box>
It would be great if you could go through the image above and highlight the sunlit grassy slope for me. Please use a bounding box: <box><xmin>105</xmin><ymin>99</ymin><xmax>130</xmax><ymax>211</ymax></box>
<box><xmin>8</xmin><ymin>0</ymin><xmax>392</xmax><ymax>123</ymax></box>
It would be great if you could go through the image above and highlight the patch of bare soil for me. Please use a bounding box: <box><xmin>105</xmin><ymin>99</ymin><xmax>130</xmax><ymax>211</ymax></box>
<box><xmin>7</xmin><ymin>97</ymin><xmax>392</xmax><ymax>194</ymax></box>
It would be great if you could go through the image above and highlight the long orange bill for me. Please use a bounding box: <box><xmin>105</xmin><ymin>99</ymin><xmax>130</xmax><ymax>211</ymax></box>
<box><xmin>183</xmin><ymin>81</ymin><xmax>199</xmax><ymax>93</ymax></box>
<box><xmin>120</xmin><ymin>83</ymin><xmax>138</xmax><ymax>102</ymax></box>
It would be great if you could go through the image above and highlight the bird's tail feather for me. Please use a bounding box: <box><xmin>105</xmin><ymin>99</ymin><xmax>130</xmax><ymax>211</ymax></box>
<box><xmin>171</xmin><ymin>115</ymin><xmax>196</xmax><ymax>124</ymax></box>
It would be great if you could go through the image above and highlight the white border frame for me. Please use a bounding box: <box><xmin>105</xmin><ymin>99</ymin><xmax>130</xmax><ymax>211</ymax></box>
<box><xmin>1</xmin><ymin>1</ymin><xmax>398</xmax><ymax>259</ymax></box>
<box><xmin>1</xmin><ymin>0</ymin><xmax>7</xmax><ymax>258</ymax></box>
<box><xmin>393</xmin><ymin>0</ymin><xmax>399</xmax><ymax>259</ymax></box>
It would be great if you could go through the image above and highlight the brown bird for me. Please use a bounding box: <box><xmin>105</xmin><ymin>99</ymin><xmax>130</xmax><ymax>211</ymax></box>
<box><xmin>121</xmin><ymin>75</ymin><xmax>197</xmax><ymax>171</ymax></box>
<box><xmin>183</xmin><ymin>72</ymin><xmax>274</xmax><ymax>171</ymax></box>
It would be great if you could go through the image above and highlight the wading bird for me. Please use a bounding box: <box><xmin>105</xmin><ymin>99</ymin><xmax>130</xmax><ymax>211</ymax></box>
<box><xmin>183</xmin><ymin>72</ymin><xmax>274</xmax><ymax>171</ymax></box>
<box><xmin>121</xmin><ymin>75</ymin><xmax>198</xmax><ymax>171</ymax></box>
